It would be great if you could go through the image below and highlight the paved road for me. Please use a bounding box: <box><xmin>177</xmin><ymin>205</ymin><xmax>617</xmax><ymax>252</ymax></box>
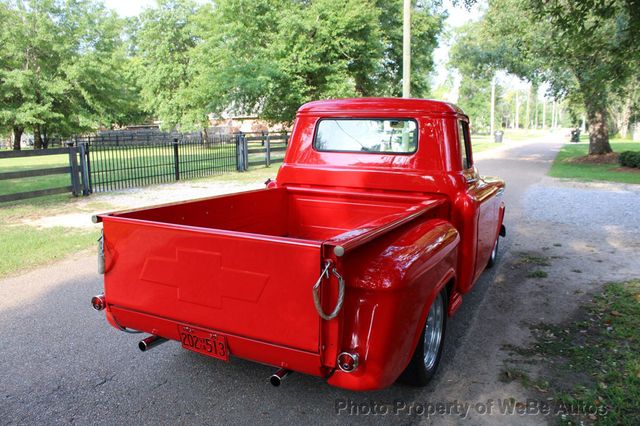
<box><xmin>2</xmin><ymin>137</ymin><xmax>639</xmax><ymax>425</ymax></box>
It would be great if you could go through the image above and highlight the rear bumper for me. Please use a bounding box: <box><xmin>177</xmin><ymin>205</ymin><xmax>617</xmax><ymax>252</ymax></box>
<box><xmin>107</xmin><ymin>306</ymin><xmax>325</xmax><ymax>378</ymax></box>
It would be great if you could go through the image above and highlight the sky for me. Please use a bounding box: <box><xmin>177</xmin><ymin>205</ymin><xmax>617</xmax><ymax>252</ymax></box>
<box><xmin>104</xmin><ymin>0</ymin><xmax>156</xmax><ymax>17</ymax></box>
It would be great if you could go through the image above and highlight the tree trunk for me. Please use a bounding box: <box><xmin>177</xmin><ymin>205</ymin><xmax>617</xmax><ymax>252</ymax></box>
<box><xmin>42</xmin><ymin>127</ymin><xmax>49</xmax><ymax>149</ymax></box>
<box><xmin>34</xmin><ymin>126</ymin><xmax>43</xmax><ymax>149</ymax></box>
<box><xmin>618</xmin><ymin>97</ymin><xmax>632</xmax><ymax>138</ymax></box>
<box><xmin>12</xmin><ymin>126</ymin><xmax>23</xmax><ymax>150</ymax></box>
<box><xmin>632</xmin><ymin>122</ymin><xmax>640</xmax><ymax>141</ymax></box>
<box><xmin>585</xmin><ymin>103</ymin><xmax>613</xmax><ymax>155</ymax></box>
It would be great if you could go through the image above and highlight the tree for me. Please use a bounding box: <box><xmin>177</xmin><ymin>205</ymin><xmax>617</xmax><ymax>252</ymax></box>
<box><xmin>457</xmin><ymin>76</ymin><xmax>492</xmax><ymax>133</ymax></box>
<box><xmin>453</xmin><ymin>0</ymin><xmax>639</xmax><ymax>155</ymax></box>
<box><xmin>258</xmin><ymin>0</ymin><xmax>385</xmax><ymax>122</ymax></box>
<box><xmin>133</xmin><ymin>0</ymin><xmax>446</xmax><ymax>126</ymax></box>
<box><xmin>0</xmin><ymin>0</ymin><xmax>139</xmax><ymax>149</ymax></box>
<box><xmin>132</xmin><ymin>0</ymin><xmax>202</xmax><ymax>130</ymax></box>
<box><xmin>373</xmin><ymin>0</ymin><xmax>445</xmax><ymax>98</ymax></box>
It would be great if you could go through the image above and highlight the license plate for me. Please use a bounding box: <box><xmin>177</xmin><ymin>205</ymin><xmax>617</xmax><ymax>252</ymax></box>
<box><xmin>178</xmin><ymin>325</ymin><xmax>229</xmax><ymax>361</ymax></box>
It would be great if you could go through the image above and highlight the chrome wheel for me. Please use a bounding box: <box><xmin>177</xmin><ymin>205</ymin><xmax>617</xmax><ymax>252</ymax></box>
<box><xmin>423</xmin><ymin>292</ymin><xmax>444</xmax><ymax>371</ymax></box>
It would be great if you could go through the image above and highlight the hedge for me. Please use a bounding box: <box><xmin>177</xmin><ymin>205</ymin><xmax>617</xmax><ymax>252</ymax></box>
<box><xmin>619</xmin><ymin>151</ymin><xmax>640</xmax><ymax>168</ymax></box>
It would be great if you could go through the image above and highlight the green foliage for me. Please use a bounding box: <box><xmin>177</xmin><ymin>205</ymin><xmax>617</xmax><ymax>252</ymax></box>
<box><xmin>451</xmin><ymin>0</ymin><xmax>639</xmax><ymax>154</ymax></box>
<box><xmin>134</xmin><ymin>0</ymin><xmax>445</xmax><ymax>126</ymax></box>
<box><xmin>374</xmin><ymin>0</ymin><xmax>444</xmax><ymax>98</ymax></box>
<box><xmin>619</xmin><ymin>151</ymin><xmax>640</xmax><ymax>169</ymax></box>
<box><xmin>132</xmin><ymin>0</ymin><xmax>203</xmax><ymax>130</ymax></box>
<box><xmin>457</xmin><ymin>76</ymin><xmax>490</xmax><ymax>133</ymax></box>
<box><xmin>0</xmin><ymin>0</ymin><xmax>147</xmax><ymax>146</ymax></box>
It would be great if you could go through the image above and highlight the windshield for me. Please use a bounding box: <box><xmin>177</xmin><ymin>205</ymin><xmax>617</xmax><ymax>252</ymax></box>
<box><xmin>314</xmin><ymin>119</ymin><xmax>418</xmax><ymax>153</ymax></box>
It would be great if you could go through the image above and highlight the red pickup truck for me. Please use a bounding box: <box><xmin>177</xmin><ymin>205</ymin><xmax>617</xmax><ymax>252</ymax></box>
<box><xmin>91</xmin><ymin>98</ymin><xmax>505</xmax><ymax>391</ymax></box>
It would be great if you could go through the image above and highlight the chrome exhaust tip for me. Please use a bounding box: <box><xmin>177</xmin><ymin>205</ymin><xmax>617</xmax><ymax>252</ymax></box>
<box><xmin>269</xmin><ymin>368</ymin><xmax>291</xmax><ymax>387</ymax></box>
<box><xmin>91</xmin><ymin>294</ymin><xmax>106</xmax><ymax>311</ymax></box>
<box><xmin>138</xmin><ymin>335</ymin><xmax>168</xmax><ymax>352</ymax></box>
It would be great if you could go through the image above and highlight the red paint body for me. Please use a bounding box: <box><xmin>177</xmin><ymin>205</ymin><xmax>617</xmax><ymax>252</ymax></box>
<box><xmin>96</xmin><ymin>98</ymin><xmax>505</xmax><ymax>391</ymax></box>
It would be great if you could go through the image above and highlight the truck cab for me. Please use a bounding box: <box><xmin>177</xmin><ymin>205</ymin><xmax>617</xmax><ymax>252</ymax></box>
<box><xmin>92</xmin><ymin>98</ymin><xmax>505</xmax><ymax>391</ymax></box>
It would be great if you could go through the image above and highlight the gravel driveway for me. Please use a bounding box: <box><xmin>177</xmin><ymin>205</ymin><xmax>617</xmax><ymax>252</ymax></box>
<box><xmin>1</xmin><ymin>136</ymin><xmax>639</xmax><ymax>425</ymax></box>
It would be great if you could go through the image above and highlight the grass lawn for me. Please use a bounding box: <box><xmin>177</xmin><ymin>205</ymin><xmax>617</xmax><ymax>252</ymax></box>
<box><xmin>549</xmin><ymin>141</ymin><xmax>640</xmax><ymax>184</ymax></box>
<box><xmin>0</xmin><ymin>225</ymin><xmax>98</xmax><ymax>277</ymax></box>
<box><xmin>470</xmin><ymin>135</ymin><xmax>501</xmax><ymax>153</ymax></box>
<box><xmin>0</xmin><ymin>166</ymin><xmax>279</xmax><ymax>279</ymax></box>
<box><xmin>503</xmin><ymin>279</ymin><xmax>640</xmax><ymax>425</ymax></box>
<box><xmin>471</xmin><ymin>130</ymin><xmax>547</xmax><ymax>153</ymax></box>
<box><xmin>0</xmin><ymin>197</ymin><xmax>101</xmax><ymax>278</ymax></box>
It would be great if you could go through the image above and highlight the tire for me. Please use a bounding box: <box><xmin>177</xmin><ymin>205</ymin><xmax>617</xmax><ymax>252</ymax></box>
<box><xmin>486</xmin><ymin>236</ymin><xmax>500</xmax><ymax>269</ymax></box>
<box><xmin>399</xmin><ymin>290</ymin><xmax>447</xmax><ymax>387</ymax></box>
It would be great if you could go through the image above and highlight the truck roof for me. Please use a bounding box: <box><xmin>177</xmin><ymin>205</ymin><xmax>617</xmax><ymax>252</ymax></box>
<box><xmin>298</xmin><ymin>98</ymin><xmax>465</xmax><ymax>116</ymax></box>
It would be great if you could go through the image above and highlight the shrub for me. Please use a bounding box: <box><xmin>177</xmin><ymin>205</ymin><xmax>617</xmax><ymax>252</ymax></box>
<box><xmin>619</xmin><ymin>151</ymin><xmax>640</xmax><ymax>168</ymax></box>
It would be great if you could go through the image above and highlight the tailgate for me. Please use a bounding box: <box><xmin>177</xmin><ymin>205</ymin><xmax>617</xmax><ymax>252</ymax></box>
<box><xmin>102</xmin><ymin>217</ymin><xmax>323</xmax><ymax>353</ymax></box>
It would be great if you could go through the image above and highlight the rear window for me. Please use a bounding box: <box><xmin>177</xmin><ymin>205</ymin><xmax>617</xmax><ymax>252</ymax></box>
<box><xmin>314</xmin><ymin>119</ymin><xmax>418</xmax><ymax>154</ymax></box>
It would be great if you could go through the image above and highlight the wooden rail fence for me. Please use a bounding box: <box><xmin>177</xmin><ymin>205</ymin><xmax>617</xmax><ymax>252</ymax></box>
<box><xmin>0</xmin><ymin>145</ymin><xmax>86</xmax><ymax>203</ymax></box>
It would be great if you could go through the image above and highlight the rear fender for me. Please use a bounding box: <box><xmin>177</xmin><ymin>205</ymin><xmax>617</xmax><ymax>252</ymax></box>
<box><xmin>327</xmin><ymin>219</ymin><xmax>459</xmax><ymax>391</ymax></box>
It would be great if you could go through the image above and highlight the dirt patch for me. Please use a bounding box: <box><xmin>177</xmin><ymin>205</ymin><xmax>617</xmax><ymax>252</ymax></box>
<box><xmin>501</xmin><ymin>280</ymin><xmax>640</xmax><ymax>424</ymax></box>
<box><xmin>610</xmin><ymin>166</ymin><xmax>640</xmax><ymax>174</ymax></box>
<box><xmin>566</xmin><ymin>152</ymin><xmax>619</xmax><ymax>164</ymax></box>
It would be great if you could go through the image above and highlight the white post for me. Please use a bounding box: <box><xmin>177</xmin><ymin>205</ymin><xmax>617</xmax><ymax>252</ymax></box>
<box><xmin>402</xmin><ymin>0</ymin><xmax>411</xmax><ymax>98</ymax></box>
<box><xmin>557</xmin><ymin>104</ymin><xmax>562</xmax><ymax>128</ymax></box>
<box><xmin>490</xmin><ymin>77</ymin><xmax>496</xmax><ymax>135</ymax></box>
<box><xmin>525</xmin><ymin>85</ymin><xmax>530</xmax><ymax>129</ymax></box>
<box><xmin>515</xmin><ymin>92</ymin><xmax>520</xmax><ymax>129</ymax></box>
<box><xmin>542</xmin><ymin>99</ymin><xmax>546</xmax><ymax>130</ymax></box>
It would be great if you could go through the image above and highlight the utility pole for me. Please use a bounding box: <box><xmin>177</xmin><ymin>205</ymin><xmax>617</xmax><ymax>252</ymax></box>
<box><xmin>402</xmin><ymin>0</ymin><xmax>411</xmax><ymax>98</ymax></box>
<box><xmin>490</xmin><ymin>77</ymin><xmax>496</xmax><ymax>135</ymax></box>
<box><xmin>514</xmin><ymin>92</ymin><xmax>519</xmax><ymax>129</ymax></box>
<box><xmin>542</xmin><ymin>99</ymin><xmax>546</xmax><ymax>130</ymax></box>
<box><xmin>525</xmin><ymin>85</ymin><xmax>530</xmax><ymax>129</ymax></box>
<box><xmin>557</xmin><ymin>104</ymin><xmax>562</xmax><ymax>128</ymax></box>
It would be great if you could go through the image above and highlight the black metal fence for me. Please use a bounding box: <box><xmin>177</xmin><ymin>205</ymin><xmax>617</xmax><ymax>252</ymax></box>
<box><xmin>0</xmin><ymin>130</ymin><xmax>290</xmax><ymax>203</ymax></box>
<box><xmin>81</xmin><ymin>133</ymin><xmax>236</xmax><ymax>192</ymax></box>
<box><xmin>81</xmin><ymin>130</ymin><xmax>289</xmax><ymax>193</ymax></box>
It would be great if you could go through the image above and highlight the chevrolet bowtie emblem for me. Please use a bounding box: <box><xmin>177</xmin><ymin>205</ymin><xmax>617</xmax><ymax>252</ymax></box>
<box><xmin>140</xmin><ymin>249</ymin><xmax>269</xmax><ymax>308</ymax></box>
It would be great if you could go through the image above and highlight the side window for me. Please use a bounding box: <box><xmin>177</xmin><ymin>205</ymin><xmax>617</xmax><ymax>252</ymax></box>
<box><xmin>458</xmin><ymin>120</ymin><xmax>472</xmax><ymax>169</ymax></box>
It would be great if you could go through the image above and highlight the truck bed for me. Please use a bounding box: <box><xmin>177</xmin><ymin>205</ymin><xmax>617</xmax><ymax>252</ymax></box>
<box><xmin>98</xmin><ymin>187</ymin><xmax>444</xmax><ymax>373</ymax></box>
<box><xmin>105</xmin><ymin>186</ymin><xmax>437</xmax><ymax>242</ymax></box>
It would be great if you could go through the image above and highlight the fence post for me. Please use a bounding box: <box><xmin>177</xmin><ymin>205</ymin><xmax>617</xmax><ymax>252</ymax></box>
<box><xmin>265</xmin><ymin>133</ymin><xmax>271</xmax><ymax>167</ymax></box>
<box><xmin>173</xmin><ymin>138</ymin><xmax>180</xmax><ymax>181</ymax></box>
<box><xmin>67</xmin><ymin>142</ymin><xmax>81</xmax><ymax>196</ymax></box>
<box><xmin>236</xmin><ymin>134</ymin><xmax>249</xmax><ymax>172</ymax></box>
<box><xmin>236</xmin><ymin>134</ymin><xmax>243</xmax><ymax>171</ymax></box>
<box><xmin>78</xmin><ymin>142</ymin><xmax>91</xmax><ymax>195</ymax></box>
<box><xmin>86</xmin><ymin>137</ymin><xmax>92</xmax><ymax>192</ymax></box>
<box><xmin>242</xmin><ymin>134</ymin><xmax>249</xmax><ymax>171</ymax></box>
